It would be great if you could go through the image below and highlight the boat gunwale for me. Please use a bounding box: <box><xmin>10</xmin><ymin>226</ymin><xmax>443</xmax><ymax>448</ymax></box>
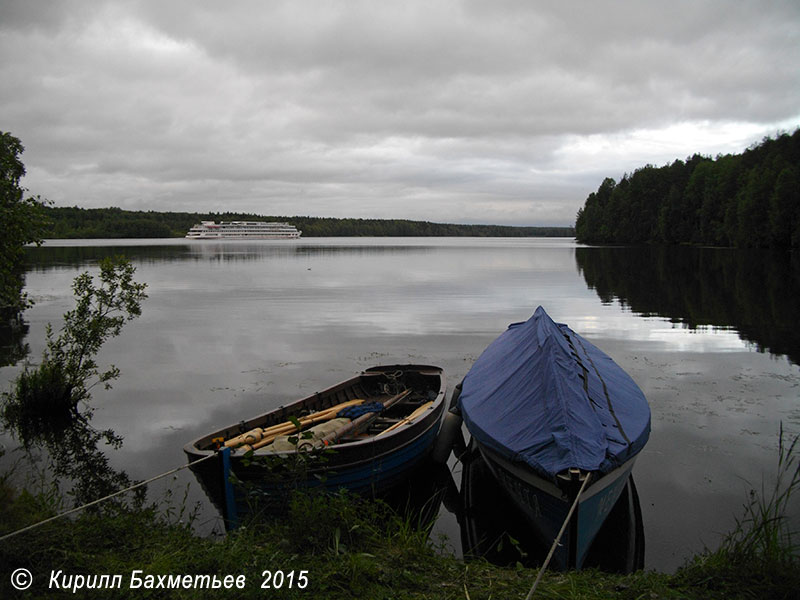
<box><xmin>183</xmin><ymin>365</ymin><xmax>446</xmax><ymax>461</ymax></box>
<box><xmin>477</xmin><ymin>441</ymin><xmax>639</xmax><ymax>502</ymax></box>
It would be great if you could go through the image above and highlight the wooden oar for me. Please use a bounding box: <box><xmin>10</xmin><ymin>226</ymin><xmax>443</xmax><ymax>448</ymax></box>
<box><xmin>375</xmin><ymin>400</ymin><xmax>434</xmax><ymax>437</ymax></box>
<box><xmin>244</xmin><ymin>409</ymin><xmax>355</xmax><ymax>452</ymax></box>
<box><xmin>240</xmin><ymin>391</ymin><xmax>412</xmax><ymax>453</ymax></box>
<box><xmin>240</xmin><ymin>398</ymin><xmax>376</xmax><ymax>452</ymax></box>
<box><xmin>318</xmin><ymin>389</ymin><xmax>412</xmax><ymax>446</ymax></box>
<box><xmin>225</xmin><ymin>398</ymin><xmax>365</xmax><ymax>449</ymax></box>
<box><xmin>256</xmin><ymin>402</ymin><xmax>359</xmax><ymax>439</ymax></box>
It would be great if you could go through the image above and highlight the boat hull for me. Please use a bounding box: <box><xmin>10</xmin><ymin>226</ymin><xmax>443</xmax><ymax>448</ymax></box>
<box><xmin>460</xmin><ymin>440</ymin><xmax>644</xmax><ymax>572</ymax></box>
<box><xmin>478</xmin><ymin>442</ymin><xmax>636</xmax><ymax>570</ymax></box>
<box><xmin>184</xmin><ymin>365</ymin><xmax>446</xmax><ymax>524</ymax></box>
<box><xmin>185</xmin><ymin>220</ymin><xmax>302</xmax><ymax>239</ymax></box>
<box><xmin>185</xmin><ymin>234</ymin><xmax>301</xmax><ymax>239</ymax></box>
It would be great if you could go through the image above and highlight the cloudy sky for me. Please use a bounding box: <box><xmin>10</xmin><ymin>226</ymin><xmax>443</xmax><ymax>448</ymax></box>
<box><xmin>1</xmin><ymin>1</ymin><xmax>798</xmax><ymax>226</ymax></box>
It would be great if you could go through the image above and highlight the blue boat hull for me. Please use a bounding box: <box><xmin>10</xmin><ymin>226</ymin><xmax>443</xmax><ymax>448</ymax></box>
<box><xmin>478</xmin><ymin>443</ymin><xmax>636</xmax><ymax>570</ymax></box>
<box><xmin>185</xmin><ymin>365</ymin><xmax>447</xmax><ymax>527</ymax></box>
<box><xmin>460</xmin><ymin>439</ymin><xmax>644</xmax><ymax>572</ymax></box>
<box><xmin>220</xmin><ymin>415</ymin><xmax>442</xmax><ymax>522</ymax></box>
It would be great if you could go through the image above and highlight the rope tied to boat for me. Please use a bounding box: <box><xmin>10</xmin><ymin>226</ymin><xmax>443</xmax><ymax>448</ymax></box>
<box><xmin>525</xmin><ymin>472</ymin><xmax>593</xmax><ymax>600</ymax></box>
<box><xmin>0</xmin><ymin>452</ymin><xmax>218</xmax><ymax>543</ymax></box>
<box><xmin>381</xmin><ymin>370</ymin><xmax>405</xmax><ymax>395</ymax></box>
<box><xmin>336</xmin><ymin>402</ymin><xmax>384</xmax><ymax>419</ymax></box>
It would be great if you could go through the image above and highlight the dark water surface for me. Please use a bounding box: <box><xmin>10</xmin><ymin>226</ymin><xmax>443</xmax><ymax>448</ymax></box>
<box><xmin>2</xmin><ymin>237</ymin><xmax>798</xmax><ymax>572</ymax></box>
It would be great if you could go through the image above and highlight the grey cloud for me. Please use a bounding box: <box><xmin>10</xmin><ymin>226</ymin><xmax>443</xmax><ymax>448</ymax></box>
<box><xmin>1</xmin><ymin>0</ymin><xmax>798</xmax><ymax>226</ymax></box>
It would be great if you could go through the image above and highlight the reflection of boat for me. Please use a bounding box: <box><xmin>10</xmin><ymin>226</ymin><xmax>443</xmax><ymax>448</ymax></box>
<box><xmin>459</xmin><ymin>439</ymin><xmax>644</xmax><ymax>572</ymax></box>
<box><xmin>184</xmin><ymin>365</ymin><xmax>446</xmax><ymax>524</ymax></box>
<box><xmin>185</xmin><ymin>220</ymin><xmax>302</xmax><ymax>239</ymax></box>
<box><xmin>381</xmin><ymin>456</ymin><xmax>458</xmax><ymax>530</ymax></box>
<box><xmin>456</xmin><ymin>307</ymin><xmax>650</xmax><ymax>570</ymax></box>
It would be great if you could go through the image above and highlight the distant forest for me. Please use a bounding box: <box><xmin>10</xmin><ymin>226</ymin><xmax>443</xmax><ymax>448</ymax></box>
<box><xmin>575</xmin><ymin>130</ymin><xmax>800</xmax><ymax>249</ymax></box>
<box><xmin>41</xmin><ymin>207</ymin><xmax>574</xmax><ymax>239</ymax></box>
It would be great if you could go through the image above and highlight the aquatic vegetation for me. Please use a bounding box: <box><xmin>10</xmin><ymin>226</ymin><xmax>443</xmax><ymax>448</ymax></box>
<box><xmin>678</xmin><ymin>425</ymin><xmax>800</xmax><ymax>598</ymax></box>
<box><xmin>2</xmin><ymin>257</ymin><xmax>147</xmax><ymax>439</ymax></box>
<box><xmin>0</xmin><ymin>257</ymin><xmax>147</xmax><ymax>507</ymax></box>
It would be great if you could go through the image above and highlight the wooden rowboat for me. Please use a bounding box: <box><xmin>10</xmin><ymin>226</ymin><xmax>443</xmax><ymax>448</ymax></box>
<box><xmin>184</xmin><ymin>365</ymin><xmax>447</xmax><ymax>525</ymax></box>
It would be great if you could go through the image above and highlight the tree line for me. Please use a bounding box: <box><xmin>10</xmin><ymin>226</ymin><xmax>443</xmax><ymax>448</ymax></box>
<box><xmin>575</xmin><ymin>129</ymin><xmax>800</xmax><ymax>248</ymax></box>
<box><xmin>42</xmin><ymin>206</ymin><xmax>574</xmax><ymax>238</ymax></box>
<box><xmin>1</xmin><ymin>132</ymin><xmax>47</xmax><ymax>333</ymax></box>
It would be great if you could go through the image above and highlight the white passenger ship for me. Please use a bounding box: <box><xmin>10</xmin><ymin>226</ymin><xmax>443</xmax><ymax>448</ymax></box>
<box><xmin>185</xmin><ymin>221</ymin><xmax>302</xmax><ymax>239</ymax></box>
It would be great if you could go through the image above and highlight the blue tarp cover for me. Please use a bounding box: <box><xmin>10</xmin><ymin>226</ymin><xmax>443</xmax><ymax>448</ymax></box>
<box><xmin>459</xmin><ymin>307</ymin><xmax>650</xmax><ymax>480</ymax></box>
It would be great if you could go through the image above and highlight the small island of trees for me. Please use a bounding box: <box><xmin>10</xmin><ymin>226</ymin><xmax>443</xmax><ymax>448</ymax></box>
<box><xmin>575</xmin><ymin>130</ymin><xmax>800</xmax><ymax>249</ymax></box>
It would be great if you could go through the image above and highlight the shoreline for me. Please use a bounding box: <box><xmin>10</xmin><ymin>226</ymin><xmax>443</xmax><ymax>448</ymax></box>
<box><xmin>1</xmin><ymin>479</ymin><xmax>796</xmax><ymax>599</ymax></box>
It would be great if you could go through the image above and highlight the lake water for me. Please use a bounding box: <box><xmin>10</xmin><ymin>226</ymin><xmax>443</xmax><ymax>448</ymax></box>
<box><xmin>2</xmin><ymin>237</ymin><xmax>798</xmax><ymax>572</ymax></box>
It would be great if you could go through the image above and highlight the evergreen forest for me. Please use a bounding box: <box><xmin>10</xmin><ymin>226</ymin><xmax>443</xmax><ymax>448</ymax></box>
<box><xmin>575</xmin><ymin>130</ymin><xmax>800</xmax><ymax>248</ymax></box>
<box><xmin>42</xmin><ymin>206</ymin><xmax>573</xmax><ymax>239</ymax></box>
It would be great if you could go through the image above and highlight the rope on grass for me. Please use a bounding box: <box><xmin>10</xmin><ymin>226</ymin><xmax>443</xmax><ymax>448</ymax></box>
<box><xmin>0</xmin><ymin>452</ymin><xmax>217</xmax><ymax>542</ymax></box>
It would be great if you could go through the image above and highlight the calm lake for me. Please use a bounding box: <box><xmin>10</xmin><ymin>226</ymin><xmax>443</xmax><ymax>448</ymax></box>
<box><xmin>2</xmin><ymin>237</ymin><xmax>799</xmax><ymax>573</ymax></box>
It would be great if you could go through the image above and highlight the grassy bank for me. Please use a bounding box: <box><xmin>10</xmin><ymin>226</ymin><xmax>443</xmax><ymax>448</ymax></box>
<box><xmin>1</xmin><ymin>480</ymin><xmax>797</xmax><ymax>600</ymax></box>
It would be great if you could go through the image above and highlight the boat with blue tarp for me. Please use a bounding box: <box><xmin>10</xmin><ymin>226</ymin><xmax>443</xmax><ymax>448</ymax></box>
<box><xmin>456</xmin><ymin>306</ymin><xmax>650</xmax><ymax>570</ymax></box>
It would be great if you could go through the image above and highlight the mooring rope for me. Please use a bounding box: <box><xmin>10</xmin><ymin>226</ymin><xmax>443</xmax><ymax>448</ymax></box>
<box><xmin>524</xmin><ymin>472</ymin><xmax>593</xmax><ymax>600</ymax></box>
<box><xmin>0</xmin><ymin>452</ymin><xmax>217</xmax><ymax>543</ymax></box>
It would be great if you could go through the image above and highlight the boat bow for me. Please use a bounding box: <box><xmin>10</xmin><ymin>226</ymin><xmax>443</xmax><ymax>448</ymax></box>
<box><xmin>458</xmin><ymin>306</ymin><xmax>650</xmax><ymax>482</ymax></box>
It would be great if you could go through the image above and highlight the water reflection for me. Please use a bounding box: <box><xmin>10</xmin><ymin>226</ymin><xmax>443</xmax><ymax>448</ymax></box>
<box><xmin>1</xmin><ymin>388</ymin><xmax>141</xmax><ymax>509</ymax></box>
<box><xmin>458</xmin><ymin>442</ymin><xmax>644</xmax><ymax>573</ymax></box>
<box><xmin>0</xmin><ymin>320</ymin><xmax>29</xmax><ymax>368</ymax></box>
<box><xmin>24</xmin><ymin>240</ymin><xmax>435</xmax><ymax>270</ymax></box>
<box><xmin>575</xmin><ymin>246</ymin><xmax>800</xmax><ymax>365</ymax></box>
<box><xmin>307</xmin><ymin>448</ymin><xmax>644</xmax><ymax>573</ymax></box>
<box><xmin>202</xmin><ymin>444</ymin><xmax>645</xmax><ymax>574</ymax></box>
<box><xmin>5</xmin><ymin>238</ymin><xmax>796</xmax><ymax>573</ymax></box>
<box><xmin>24</xmin><ymin>243</ymin><xmax>196</xmax><ymax>270</ymax></box>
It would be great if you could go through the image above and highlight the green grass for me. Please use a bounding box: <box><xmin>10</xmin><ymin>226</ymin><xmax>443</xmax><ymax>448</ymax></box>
<box><xmin>676</xmin><ymin>427</ymin><xmax>800</xmax><ymax>600</ymax></box>
<box><xmin>1</xmin><ymin>433</ymin><xmax>798</xmax><ymax>599</ymax></box>
<box><xmin>1</xmin><ymin>483</ymin><xmax>797</xmax><ymax>600</ymax></box>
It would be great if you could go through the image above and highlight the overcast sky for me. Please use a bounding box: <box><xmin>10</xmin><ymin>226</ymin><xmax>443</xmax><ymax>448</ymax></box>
<box><xmin>1</xmin><ymin>1</ymin><xmax>798</xmax><ymax>226</ymax></box>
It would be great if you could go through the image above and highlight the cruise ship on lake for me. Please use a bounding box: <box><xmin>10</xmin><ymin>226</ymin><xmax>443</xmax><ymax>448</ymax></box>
<box><xmin>185</xmin><ymin>221</ymin><xmax>302</xmax><ymax>239</ymax></box>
